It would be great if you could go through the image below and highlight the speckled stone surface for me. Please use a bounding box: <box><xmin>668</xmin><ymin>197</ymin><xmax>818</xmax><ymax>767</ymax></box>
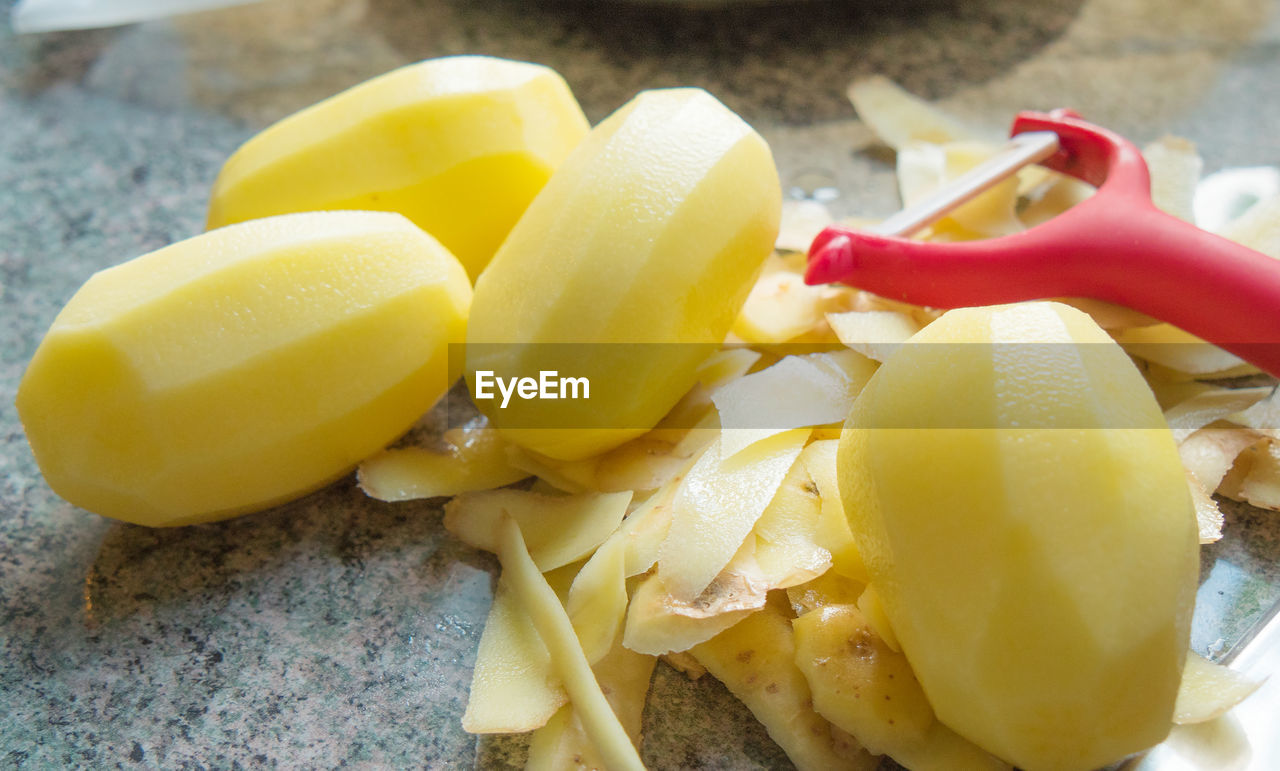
<box><xmin>2</xmin><ymin>0</ymin><xmax>1280</xmax><ymax>767</ymax></box>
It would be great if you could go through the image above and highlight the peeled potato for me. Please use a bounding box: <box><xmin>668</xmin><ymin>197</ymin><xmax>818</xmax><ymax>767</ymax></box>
<box><xmin>840</xmin><ymin>301</ymin><xmax>1199</xmax><ymax>771</ymax></box>
<box><xmin>466</xmin><ymin>87</ymin><xmax>781</xmax><ymax>460</ymax></box>
<box><xmin>207</xmin><ymin>56</ymin><xmax>589</xmax><ymax>280</ymax></box>
<box><xmin>17</xmin><ymin>211</ymin><xmax>470</xmax><ymax>526</ymax></box>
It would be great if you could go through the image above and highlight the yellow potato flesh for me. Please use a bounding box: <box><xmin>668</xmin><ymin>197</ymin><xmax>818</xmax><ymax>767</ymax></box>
<box><xmin>838</xmin><ymin>302</ymin><xmax>1199</xmax><ymax>771</ymax></box>
<box><xmin>466</xmin><ymin>87</ymin><xmax>781</xmax><ymax>460</ymax></box>
<box><xmin>206</xmin><ymin>56</ymin><xmax>589</xmax><ymax>280</ymax></box>
<box><xmin>17</xmin><ymin>211</ymin><xmax>470</xmax><ymax>526</ymax></box>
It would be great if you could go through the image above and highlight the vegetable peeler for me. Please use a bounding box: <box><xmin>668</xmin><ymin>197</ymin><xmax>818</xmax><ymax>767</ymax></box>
<box><xmin>804</xmin><ymin>109</ymin><xmax>1280</xmax><ymax>379</ymax></box>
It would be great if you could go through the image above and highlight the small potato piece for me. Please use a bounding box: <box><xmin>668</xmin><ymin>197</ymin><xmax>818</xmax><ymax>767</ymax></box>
<box><xmin>17</xmin><ymin>211</ymin><xmax>470</xmax><ymax>526</ymax></box>
<box><xmin>692</xmin><ymin>598</ymin><xmax>878</xmax><ymax>771</ymax></box>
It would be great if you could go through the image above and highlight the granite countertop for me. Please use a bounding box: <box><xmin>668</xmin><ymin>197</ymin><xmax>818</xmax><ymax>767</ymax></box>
<box><xmin>3</xmin><ymin>0</ymin><xmax>1280</xmax><ymax>767</ymax></box>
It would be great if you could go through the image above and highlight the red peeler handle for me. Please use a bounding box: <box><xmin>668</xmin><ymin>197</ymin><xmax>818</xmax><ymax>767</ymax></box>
<box><xmin>807</xmin><ymin>110</ymin><xmax>1280</xmax><ymax>378</ymax></box>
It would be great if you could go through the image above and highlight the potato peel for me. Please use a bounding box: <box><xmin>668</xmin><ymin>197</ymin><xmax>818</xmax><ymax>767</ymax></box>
<box><xmin>732</xmin><ymin>269</ymin><xmax>828</xmax><ymax>344</ymax></box>
<box><xmin>1164</xmin><ymin>387</ymin><xmax>1272</xmax><ymax>442</ymax></box>
<box><xmin>566</xmin><ymin>534</ymin><xmax>629</xmax><ymax>665</ymax></box>
<box><xmin>1114</xmin><ymin>324</ymin><xmax>1250</xmax><ymax>376</ymax></box>
<box><xmin>358</xmin><ymin>425</ymin><xmax>530</xmax><ymax>501</ymax></box>
<box><xmin>713</xmin><ymin>351</ymin><xmax>875</xmax><ymax>458</ymax></box>
<box><xmin>525</xmin><ymin>642</ymin><xmax>656</xmax><ymax>771</ymax></box>
<box><xmin>1173</xmin><ymin>651</ymin><xmax>1264</xmax><ymax>725</ymax></box>
<box><xmin>692</xmin><ymin>596</ymin><xmax>880</xmax><ymax>771</ymax></box>
<box><xmin>1235</xmin><ymin>440</ymin><xmax>1280</xmax><ymax>510</ymax></box>
<box><xmin>622</xmin><ymin>570</ymin><xmax>764</xmax><ymax>656</ymax></box>
<box><xmin>827</xmin><ymin>310</ymin><xmax>922</xmax><ymax>362</ymax></box>
<box><xmin>463</xmin><ymin>572</ymin><xmax>568</xmax><ymax>734</ymax></box>
<box><xmin>657</xmin><ymin>430</ymin><xmax>808</xmax><ymax>602</ymax></box>
<box><xmin>443</xmin><ymin>489</ymin><xmax>631</xmax><ymax>571</ymax></box>
<box><xmin>846</xmin><ymin>75</ymin><xmax>981</xmax><ymax>150</ymax></box>
<box><xmin>1218</xmin><ymin>192</ymin><xmax>1280</xmax><ymax>256</ymax></box>
<box><xmin>777</xmin><ymin>199</ymin><xmax>835</xmax><ymax>254</ymax></box>
<box><xmin>799</xmin><ymin>439</ymin><xmax>870</xmax><ymax>582</ymax></box>
<box><xmin>1184</xmin><ymin>470</ymin><xmax>1225</xmax><ymax>545</ymax></box>
<box><xmin>494</xmin><ymin>517</ymin><xmax>646</xmax><ymax>771</ymax></box>
<box><xmin>1143</xmin><ymin>135</ymin><xmax>1201</xmax><ymax>223</ymax></box>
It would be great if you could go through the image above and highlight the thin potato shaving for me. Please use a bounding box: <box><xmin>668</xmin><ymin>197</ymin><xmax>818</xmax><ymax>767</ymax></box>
<box><xmin>1233</xmin><ymin>440</ymin><xmax>1280</xmax><ymax>510</ymax></box>
<box><xmin>1142</xmin><ymin>136</ymin><xmax>1201</xmax><ymax>223</ymax></box>
<box><xmin>494</xmin><ymin>517</ymin><xmax>646</xmax><ymax>771</ymax></box>
<box><xmin>856</xmin><ymin>584</ymin><xmax>901</xmax><ymax>652</ymax></box>
<box><xmin>792</xmin><ymin>604</ymin><xmax>1009</xmax><ymax>770</ymax></box>
<box><xmin>525</xmin><ymin>643</ymin><xmax>657</xmax><ymax>771</ymax></box>
<box><xmin>1114</xmin><ymin>323</ymin><xmax>1250</xmax><ymax>376</ymax></box>
<box><xmin>827</xmin><ymin>310</ymin><xmax>922</xmax><ymax>362</ymax></box>
<box><xmin>592</xmin><ymin>436</ymin><xmax>693</xmax><ymax>494</ymax></box>
<box><xmin>713</xmin><ymin>351</ymin><xmax>875</xmax><ymax>458</ymax></box>
<box><xmin>658</xmin><ymin>430</ymin><xmax>809</xmax><ymax>601</ymax></box>
<box><xmin>1164</xmin><ymin>386</ymin><xmax>1271</xmax><ymax>442</ymax></box>
<box><xmin>622</xmin><ymin>570</ymin><xmax>764</xmax><ymax>655</ymax></box>
<box><xmin>566</xmin><ymin>534</ymin><xmax>629</xmax><ymax>664</ymax></box>
<box><xmin>787</xmin><ymin>570</ymin><xmax>867</xmax><ymax>617</ymax></box>
<box><xmin>732</xmin><ymin>269</ymin><xmax>828</xmax><ymax>344</ymax></box>
<box><xmin>1218</xmin><ymin>192</ymin><xmax>1280</xmax><ymax>257</ymax></box>
<box><xmin>1173</xmin><ymin>651</ymin><xmax>1264</xmax><ymax>725</ymax></box>
<box><xmin>1146</xmin><ymin>377</ymin><xmax>1215</xmax><ymax>412</ymax></box>
<box><xmin>619</xmin><ymin>479</ymin><xmax>678</xmax><ymax>578</ymax></box>
<box><xmin>463</xmin><ymin>572</ymin><xmax>568</xmax><ymax>733</ymax></box>
<box><xmin>1184</xmin><ymin>470</ymin><xmax>1225</xmax><ymax>544</ymax></box>
<box><xmin>846</xmin><ymin>75</ymin><xmax>981</xmax><ymax>150</ymax></box>
<box><xmin>695</xmin><ymin>347</ymin><xmax>764</xmax><ymax>392</ymax></box>
<box><xmin>792</xmin><ymin>604</ymin><xmax>933</xmax><ymax>754</ymax></box>
<box><xmin>661</xmin><ymin>651</ymin><xmax>707</xmax><ymax>680</ymax></box>
<box><xmin>1179</xmin><ymin>427</ymin><xmax>1265</xmax><ymax>493</ymax></box>
<box><xmin>1017</xmin><ymin>169</ymin><xmax>1095</xmax><ymax>229</ymax></box>
<box><xmin>1228</xmin><ymin>386</ymin><xmax>1280</xmax><ymax>437</ymax></box>
<box><xmin>799</xmin><ymin>439</ymin><xmax>870</xmax><ymax>581</ymax></box>
<box><xmin>505</xmin><ymin>446</ymin><xmax>598</xmax><ymax>493</ymax></box>
<box><xmin>443</xmin><ymin>489</ymin><xmax>632</xmax><ymax>571</ymax></box>
<box><xmin>742</xmin><ymin>460</ymin><xmax>832</xmax><ymax>590</ymax></box>
<box><xmin>777</xmin><ymin>199</ymin><xmax>835</xmax><ymax>253</ymax></box>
